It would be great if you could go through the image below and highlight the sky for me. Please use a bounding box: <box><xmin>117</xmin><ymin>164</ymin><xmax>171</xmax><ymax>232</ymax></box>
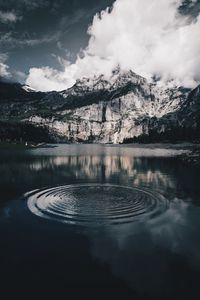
<box><xmin>0</xmin><ymin>0</ymin><xmax>200</xmax><ymax>91</ymax></box>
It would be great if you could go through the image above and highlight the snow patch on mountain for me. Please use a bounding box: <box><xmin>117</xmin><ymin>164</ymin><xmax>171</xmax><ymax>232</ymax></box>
<box><xmin>22</xmin><ymin>85</ymin><xmax>36</xmax><ymax>93</ymax></box>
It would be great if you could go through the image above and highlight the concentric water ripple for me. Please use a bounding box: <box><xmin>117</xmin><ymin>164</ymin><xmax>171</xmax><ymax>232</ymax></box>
<box><xmin>26</xmin><ymin>184</ymin><xmax>168</xmax><ymax>226</ymax></box>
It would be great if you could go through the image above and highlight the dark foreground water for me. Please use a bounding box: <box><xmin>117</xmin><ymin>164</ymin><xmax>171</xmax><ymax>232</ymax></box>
<box><xmin>0</xmin><ymin>144</ymin><xmax>200</xmax><ymax>300</ymax></box>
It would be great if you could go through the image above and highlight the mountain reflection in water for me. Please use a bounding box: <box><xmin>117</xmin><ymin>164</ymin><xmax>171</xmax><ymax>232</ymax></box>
<box><xmin>0</xmin><ymin>144</ymin><xmax>199</xmax><ymax>300</ymax></box>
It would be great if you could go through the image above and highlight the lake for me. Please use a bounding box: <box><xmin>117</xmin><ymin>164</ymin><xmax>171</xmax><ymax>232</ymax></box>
<box><xmin>0</xmin><ymin>144</ymin><xmax>200</xmax><ymax>300</ymax></box>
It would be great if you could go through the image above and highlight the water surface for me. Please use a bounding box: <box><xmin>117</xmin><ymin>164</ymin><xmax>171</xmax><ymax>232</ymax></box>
<box><xmin>0</xmin><ymin>144</ymin><xmax>200</xmax><ymax>300</ymax></box>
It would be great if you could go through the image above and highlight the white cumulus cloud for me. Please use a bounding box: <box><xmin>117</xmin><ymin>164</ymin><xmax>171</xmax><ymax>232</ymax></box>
<box><xmin>26</xmin><ymin>0</ymin><xmax>200</xmax><ymax>91</ymax></box>
<box><xmin>0</xmin><ymin>53</ymin><xmax>10</xmax><ymax>78</ymax></box>
<box><xmin>0</xmin><ymin>10</ymin><xmax>21</xmax><ymax>23</ymax></box>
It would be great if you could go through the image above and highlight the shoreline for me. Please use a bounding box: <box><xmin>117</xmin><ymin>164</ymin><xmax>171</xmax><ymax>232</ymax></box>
<box><xmin>0</xmin><ymin>142</ymin><xmax>47</xmax><ymax>150</ymax></box>
<box><xmin>0</xmin><ymin>141</ymin><xmax>200</xmax><ymax>149</ymax></box>
<box><xmin>178</xmin><ymin>147</ymin><xmax>200</xmax><ymax>167</ymax></box>
<box><xmin>0</xmin><ymin>141</ymin><xmax>200</xmax><ymax>166</ymax></box>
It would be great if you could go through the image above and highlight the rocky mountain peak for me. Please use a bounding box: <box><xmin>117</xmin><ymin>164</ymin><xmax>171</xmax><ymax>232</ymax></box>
<box><xmin>0</xmin><ymin>71</ymin><xmax>199</xmax><ymax>144</ymax></box>
<box><xmin>109</xmin><ymin>69</ymin><xmax>147</xmax><ymax>89</ymax></box>
<box><xmin>60</xmin><ymin>68</ymin><xmax>148</xmax><ymax>98</ymax></box>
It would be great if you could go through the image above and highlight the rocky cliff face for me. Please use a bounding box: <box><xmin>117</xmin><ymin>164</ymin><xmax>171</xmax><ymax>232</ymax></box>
<box><xmin>0</xmin><ymin>70</ymin><xmax>199</xmax><ymax>143</ymax></box>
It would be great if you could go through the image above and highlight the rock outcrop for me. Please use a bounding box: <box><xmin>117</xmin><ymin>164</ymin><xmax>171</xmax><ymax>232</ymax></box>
<box><xmin>0</xmin><ymin>70</ymin><xmax>199</xmax><ymax>143</ymax></box>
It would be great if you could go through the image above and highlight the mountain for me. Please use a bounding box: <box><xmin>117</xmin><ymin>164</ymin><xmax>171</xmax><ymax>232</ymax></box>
<box><xmin>0</xmin><ymin>80</ymin><xmax>44</xmax><ymax>102</ymax></box>
<box><xmin>0</xmin><ymin>70</ymin><xmax>199</xmax><ymax>144</ymax></box>
<box><xmin>178</xmin><ymin>84</ymin><xmax>200</xmax><ymax>127</ymax></box>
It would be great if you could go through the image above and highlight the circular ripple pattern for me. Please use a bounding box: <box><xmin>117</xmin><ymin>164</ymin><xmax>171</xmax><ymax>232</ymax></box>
<box><xmin>26</xmin><ymin>184</ymin><xmax>168</xmax><ymax>226</ymax></box>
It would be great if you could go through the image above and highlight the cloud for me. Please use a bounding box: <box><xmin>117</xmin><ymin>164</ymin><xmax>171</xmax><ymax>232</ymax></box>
<box><xmin>0</xmin><ymin>10</ymin><xmax>21</xmax><ymax>23</ymax></box>
<box><xmin>20</xmin><ymin>0</ymin><xmax>48</xmax><ymax>10</ymax></box>
<box><xmin>11</xmin><ymin>70</ymin><xmax>26</xmax><ymax>83</ymax></box>
<box><xmin>26</xmin><ymin>0</ymin><xmax>200</xmax><ymax>91</ymax></box>
<box><xmin>0</xmin><ymin>31</ymin><xmax>60</xmax><ymax>48</ymax></box>
<box><xmin>26</xmin><ymin>65</ymin><xmax>76</xmax><ymax>92</ymax></box>
<box><xmin>0</xmin><ymin>53</ymin><xmax>26</xmax><ymax>82</ymax></box>
<box><xmin>0</xmin><ymin>53</ymin><xmax>10</xmax><ymax>78</ymax></box>
<box><xmin>0</xmin><ymin>62</ymin><xmax>10</xmax><ymax>78</ymax></box>
<box><xmin>0</xmin><ymin>0</ymin><xmax>48</xmax><ymax>11</ymax></box>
